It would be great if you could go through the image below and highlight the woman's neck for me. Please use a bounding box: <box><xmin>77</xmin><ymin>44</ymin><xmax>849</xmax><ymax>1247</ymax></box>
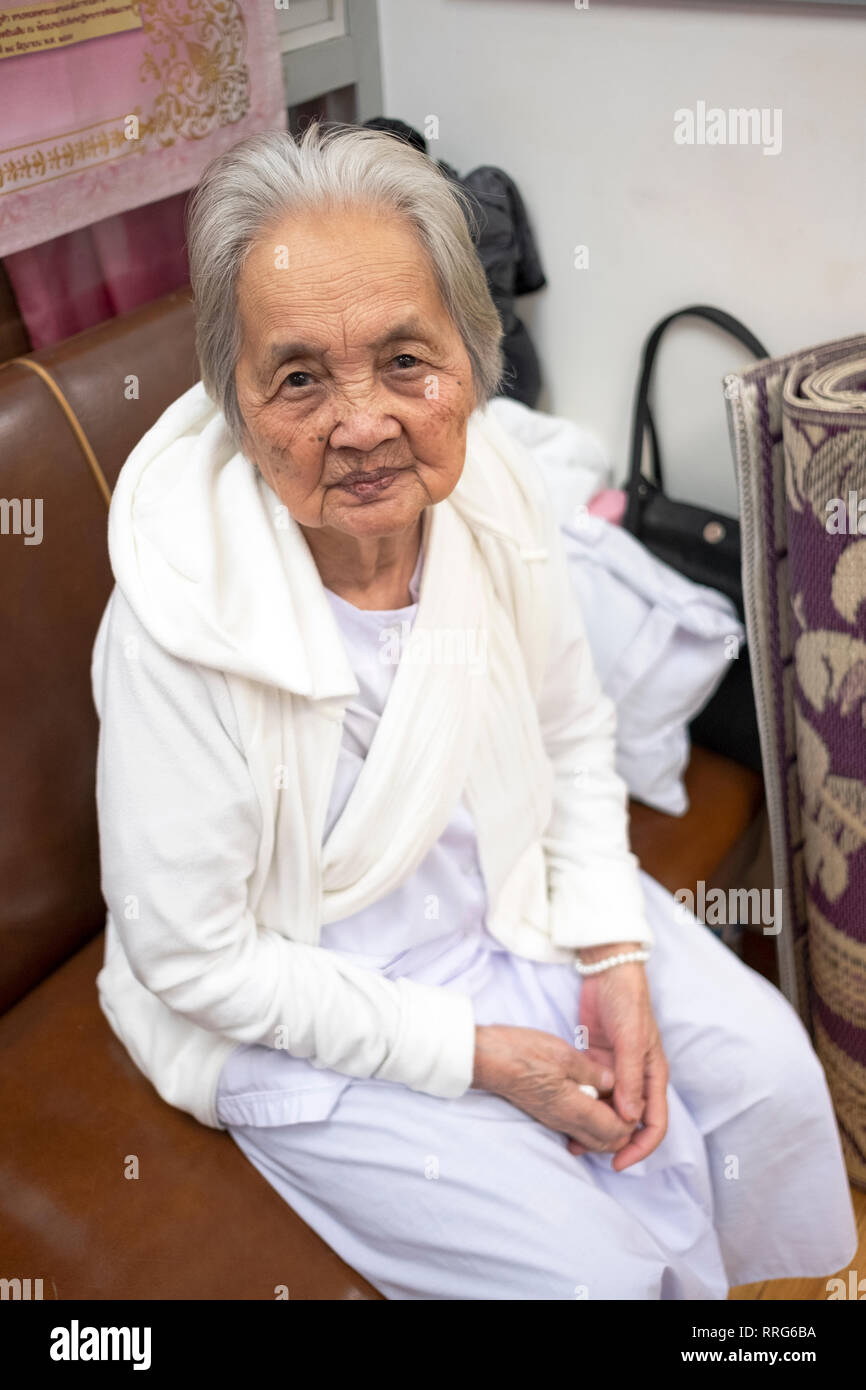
<box><xmin>301</xmin><ymin>515</ymin><xmax>423</xmax><ymax>610</ymax></box>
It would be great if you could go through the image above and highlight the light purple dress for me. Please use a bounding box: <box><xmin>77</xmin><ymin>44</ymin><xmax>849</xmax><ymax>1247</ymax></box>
<box><xmin>215</xmin><ymin>552</ymin><xmax>857</xmax><ymax>1300</ymax></box>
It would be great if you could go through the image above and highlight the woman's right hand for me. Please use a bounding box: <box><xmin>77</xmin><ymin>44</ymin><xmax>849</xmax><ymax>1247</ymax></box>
<box><xmin>472</xmin><ymin>1023</ymin><xmax>638</xmax><ymax>1155</ymax></box>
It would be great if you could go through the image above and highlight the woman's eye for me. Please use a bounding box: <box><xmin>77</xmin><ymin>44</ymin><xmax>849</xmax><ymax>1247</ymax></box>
<box><xmin>283</xmin><ymin>371</ymin><xmax>313</xmax><ymax>389</ymax></box>
<box><xmin>392</xmin><ymin>353</ymin><xmax>421</xmax><ymax>370</ymax></box>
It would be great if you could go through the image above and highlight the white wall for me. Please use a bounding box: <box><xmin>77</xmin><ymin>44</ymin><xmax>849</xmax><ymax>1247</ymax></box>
<box><xmin>376</xmin><ymin>0</ymin><xmax>866</xmax><ymax>514</ymax></box>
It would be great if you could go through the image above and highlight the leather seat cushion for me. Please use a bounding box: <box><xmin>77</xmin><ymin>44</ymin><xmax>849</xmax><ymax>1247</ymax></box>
<box><xmin>0</xmin><ymin>743</ymin><xmax>761</xmax><ymax>1300</ymax></box>
<box><xmin>0</xmin><ymin>934</ymin><xmax>382</xmax><ymax>1300</ymax></box>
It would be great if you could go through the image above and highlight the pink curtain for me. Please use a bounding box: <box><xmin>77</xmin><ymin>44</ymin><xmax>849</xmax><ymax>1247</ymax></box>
<box><xmin>3</xmin><ymin>190</ymin><xmax>190</xmax><ymax>350</ymax></box>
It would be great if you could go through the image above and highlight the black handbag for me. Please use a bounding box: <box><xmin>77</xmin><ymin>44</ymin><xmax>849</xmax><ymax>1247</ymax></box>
<box><xmin>623</xmin><ymin>305</ymin><xmax>769</xmax><ymax>773</ymax></box>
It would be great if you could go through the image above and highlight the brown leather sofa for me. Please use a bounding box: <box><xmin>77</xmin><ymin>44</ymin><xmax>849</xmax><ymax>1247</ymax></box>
<box><xmin>0</xmin><ymin>290</ymin><xmax>765</xmax><ymax>1300</ymax></box>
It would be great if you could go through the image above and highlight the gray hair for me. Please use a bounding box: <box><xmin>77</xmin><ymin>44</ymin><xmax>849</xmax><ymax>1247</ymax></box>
<box><xmin>186</xmin><ymin>122</ymin><xmax>504</xmax><ymax>448</ymax></box>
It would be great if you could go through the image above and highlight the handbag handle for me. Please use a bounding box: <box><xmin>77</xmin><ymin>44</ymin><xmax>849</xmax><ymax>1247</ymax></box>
<box><xmin>623</xmin><ymin>305</ymin><xmax>769</xmax><ymax>532</ymax></box>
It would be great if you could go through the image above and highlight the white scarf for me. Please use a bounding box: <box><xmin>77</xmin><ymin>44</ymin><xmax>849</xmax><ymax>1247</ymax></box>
<box><xmin>109</xmin><ymin>383</ymin><xmax>564</xmax><ymax>956</ymax></box>
<box><xmin>318</xmin><ymin>465</ymin><xmax>554</xmax><ymax>923</ymax></box>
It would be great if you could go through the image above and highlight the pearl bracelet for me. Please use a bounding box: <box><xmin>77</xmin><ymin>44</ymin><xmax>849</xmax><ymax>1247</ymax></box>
<box><xmin>574</xmin><ymin>948</ymin><xmax>651</xmax><ymax>977</ymax></box>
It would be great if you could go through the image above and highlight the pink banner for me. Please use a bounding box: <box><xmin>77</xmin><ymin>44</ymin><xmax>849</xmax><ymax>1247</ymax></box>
<box><xmin>0</xmin><ymin>0</ymin><xmax>286</xmax><ymax>256</ymax></box>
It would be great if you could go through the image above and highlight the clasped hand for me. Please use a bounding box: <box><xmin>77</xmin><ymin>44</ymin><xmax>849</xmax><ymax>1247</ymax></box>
<box><xmin>472</xmin><ymin>947</ymin><xmax>669</xmax><ymax>1171</ymax></box>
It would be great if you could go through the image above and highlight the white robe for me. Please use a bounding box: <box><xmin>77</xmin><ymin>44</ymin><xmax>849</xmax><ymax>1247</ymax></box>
<box><xmin>215</xmin><ymin>562</ymin><xmax>857</xmax><ymax>1300</ymax></box>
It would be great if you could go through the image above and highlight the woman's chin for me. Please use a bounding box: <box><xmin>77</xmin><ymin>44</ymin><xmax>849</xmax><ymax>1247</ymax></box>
<box><xmin>324</xmin><ymin>484</ymin><xmax>430</xmax><ymax>537</ymax></box>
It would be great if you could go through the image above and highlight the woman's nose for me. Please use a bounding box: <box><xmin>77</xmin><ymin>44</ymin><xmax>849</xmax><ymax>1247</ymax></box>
<box><xmin>328</xmin><ymin>388</ymin><xmax>404</xmax><ymax>452</ymax></box>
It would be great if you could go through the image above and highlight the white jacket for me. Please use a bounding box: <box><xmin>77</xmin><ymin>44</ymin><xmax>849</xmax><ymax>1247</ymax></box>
<box><xmin>92</xmin><ymin>383</ymin><xmax>651</xmax><ymax>1129</ymax></box>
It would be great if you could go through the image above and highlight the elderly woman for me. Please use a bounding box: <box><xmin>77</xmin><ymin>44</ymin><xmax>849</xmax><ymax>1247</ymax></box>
<box><xmin>92</xmin><ymin>123</ymin><xmax>855</xmax><ymax>1300</ymax></box>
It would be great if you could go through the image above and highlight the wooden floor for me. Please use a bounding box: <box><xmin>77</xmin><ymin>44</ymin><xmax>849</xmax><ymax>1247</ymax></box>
<box><xmin>729</xmin><ymin>1183</ymin><xmax>866</xmax><ymax>1300</ymax></box>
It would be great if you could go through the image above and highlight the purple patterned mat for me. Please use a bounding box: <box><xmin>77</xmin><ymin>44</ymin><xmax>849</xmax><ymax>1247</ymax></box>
<box><xmin>726</xmin><ymin>334</ymin><xmax>866</xmax><ymax>1187</ymax></box>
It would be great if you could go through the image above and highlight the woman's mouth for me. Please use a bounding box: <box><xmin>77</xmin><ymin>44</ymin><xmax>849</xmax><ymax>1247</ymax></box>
<box><xmin>336</xmin><ymin>468</ymin><xmax>403</xmax><ymax>500</ymax></box>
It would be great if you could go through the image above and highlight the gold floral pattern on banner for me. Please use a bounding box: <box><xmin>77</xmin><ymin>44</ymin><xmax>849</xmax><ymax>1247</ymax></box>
<box><xmin>0</xmin><ymin>122</ymin><xmax>137</xmax><ymax>194</ymax></box>
<box><xmin>138</xmin><ymin>0</ymin><xmax>251</xmax><ymax>145</ymax></box>
<box><xmin>0</xmin><ymin>0</ymin><xmax>252</xmax><ymax>194</ymax></box>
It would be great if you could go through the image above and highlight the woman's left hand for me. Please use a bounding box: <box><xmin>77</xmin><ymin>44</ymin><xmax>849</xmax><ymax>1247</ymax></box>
<box><xmin>571</xmin><ymin>942</ymin><xmax>669</xmax><ymax>1172</ymax></box>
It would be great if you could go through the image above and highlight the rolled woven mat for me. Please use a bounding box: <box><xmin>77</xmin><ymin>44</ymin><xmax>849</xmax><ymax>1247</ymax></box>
<box><xmin>725</xmin><ymin>333</ymin><xmax>866</xmax><ymax>1187</ymax></box>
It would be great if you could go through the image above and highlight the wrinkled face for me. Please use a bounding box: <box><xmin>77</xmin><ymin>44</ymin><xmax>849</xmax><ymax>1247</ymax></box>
<box><xmin>233</xmin><ymin>204</ymin><xmax>477</xmax><ymax>540</ymax></box>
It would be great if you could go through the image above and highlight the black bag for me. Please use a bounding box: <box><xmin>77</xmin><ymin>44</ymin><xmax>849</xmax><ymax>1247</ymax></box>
<box><xmin>623</xmin><ymin>305</ymin><xmax>769</xmax><ymax>773</ymax></box>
